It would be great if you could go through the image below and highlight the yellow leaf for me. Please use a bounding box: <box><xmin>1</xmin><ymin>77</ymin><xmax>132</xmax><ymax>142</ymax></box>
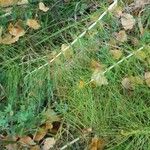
<box><xmin>115</xmin><ymin>30</ymin><xmax>127</xmax><ymax>42</ymax></box>
<box><xmin>39</xmin><ymin>2</ymin><xmax>49</xmax><ymax>12</ymax></box>
<box><xmin>78</xmin><ymin>80</ymin><xmax>85</xmax><ymax>89</ymax></box>
<box><xmin>135</xmin><ymin>51</ymin><xmax>147</xmax><ymax>60</ymax></box>
<box><xmin>89</xmin><ymin>137</ymin><xmax>105</xmax><ymax>150</ymax></box>
<box><xmin>0</xmin><ymin>34</ymin><xmax>19</xmax><ymax>44</ymax></box>
<box><xmin>42</xmin><ymin>138</ymin><xmax>56</xmax><ymax>150</ymax></box>
<box><xmin>26</xmin><ymin>19</ymin><xmax>41</xmax><ymax>30</ymax></box>
<box><xmin>121</xmin><ymin>13</ymin><xmax>135</xmax><ymax>30</ymax></box>
<box><xmin>30</xmin><ymin>145</ymin><xmax>40</xmax><ymax>150</ymax></box>
<box><xmin>110</xmin><ymin>49</ymin><xmax>123</xmax><ymax>60</ymax></box>
<box><xmin>34</xmin><ymin>127</ymin><xmax>47</xmax><ymax>142</ymax></box>
<box><xmin>19</xmin><ymin>136</ymin><xmax>36</xmax><ymax>146</ymax></box>
<box><xmin>91</xmin><ymin>70</ymin><xmax>108</xmax><ymax>86</ymax></box>
<box><xmin>145</xmin><ymin>72</ymin><xmax>150</xmax><ymax>87</ymax></box>
<box><xmin>8</xmin><ymin>22</ymin><xmax>25</xmax><ymax>37</ymax></box>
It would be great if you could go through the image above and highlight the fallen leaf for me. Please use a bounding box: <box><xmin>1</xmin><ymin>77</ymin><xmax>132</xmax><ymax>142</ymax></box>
<box><xmin>5</xmin><ymin>144</ymin><xmax>18</xmax><ymax>150</ymax></box>
<box><xmin>110</xmin><ymin>49</ymin><xmax>123</xmax><ymax>60</ymax></box>
<box><xmin>43</xmin><ymin>109</ymin><xmax>60</xmax><ymax>123</ymax></box>
<box><xmin>61</xmin><ymin>44</ymin><xmax>74</xmax><ymax>59</ymax></box>
<box><xmin>113</xmin><ymin>6</ymin><xmax>123</xmax><ymax>18</ymax></box>
<box><xmin>135</xmin><ymin>0</ymin><xmax>150</xmax><ymax>8</ymax></box>
<box><xmin>144</xmin><ymin>72</ymin><xmax>150</xmax><ymax>87</ymax></box>
<box><xmin>91</xmin><ymin>70</ymin><xmax>108</xmax><ymax>86</ymax></box>
<box><xmin>122</xmin><ymin>76</ymin><xmax>143</xmax><ymax>90</ymax></box>
<box><xmin>45</xmin><ymin>121</ymin><xmax>53</xmax><ymax>130</ymax></box>
<box><xmin>42</xmin><ymin>138</ymin><xmax>56</xmax><ymax>150</ymax></box>
<box><xmin>0</xmin><ymin>34</ymin><xmax>19</xmax><ymax>44</ymax></box>
<box><xmin>8</xmin><ymin>22</ymin><xmax>25</xmax><ymax>37</ymax></box>
<box><xmin>34</xmin><ymin>127</ymin><xmax>47</xmax><ymax>142</ymax></box>
<box><xmin>122</xmin><ymin>77</ymin><xmax>132</xmax><ymax>90</ymax></box>
<box><xmin>135</xmin><ymin>51</ymin><xmax>147</xmax><ymax>60</ymax></box>
<box><xmin>39</xmin><ymin>2</ymin><xmax>49</xmax><ymax>12</ymax></box>
<box><xmin>90</xmin><ymin>60</ymin><xmax>104</xmax><ymax>71</ymax></box>
<box><xmin>30</xmin><ymin>145</ymin><xmax>41</xmax><ymax>150</ymax></box>
<box><xmin>26</xmin><ymin>19</ymin><xmax>41</xmax><ymax>30</ymax></box>
<box><xmin>121</xmin><ymin>13</ymin><xmax>135</xmax><ymax>30</ymax></box>
<box><xmin>0</xmin><ymin>0</ymin><xmax>28</xmax><ymax>7</ymax></box>
<box><xmin>19</xmin><ymin>136</ymin><xmax>36</xmax><ymax>146</ymax></box>
<box><xmin>115</xmin><ymin>30</ymin><xmax>127</xmax><ymax>42</ymax></box>
<box><xmin>89</xmin><ymin>137</ymin><xmax>105</xmax><ymax>150</ymax></box>
<box><xmin>17</xmin><ymin>0</ymin><xmax>28</xmax><ymax>5</ymax></box>
<box><xmin>0</xmin><ymin>0</ymin><xmax>16</xmax><ymax>7</ymax></box>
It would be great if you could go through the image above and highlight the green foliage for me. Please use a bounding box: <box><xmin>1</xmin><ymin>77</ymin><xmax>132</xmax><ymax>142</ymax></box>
<box><xmin>0</xmin><ymin>0</ymin><xmax>150</xmax><ymax>149</ymax></box>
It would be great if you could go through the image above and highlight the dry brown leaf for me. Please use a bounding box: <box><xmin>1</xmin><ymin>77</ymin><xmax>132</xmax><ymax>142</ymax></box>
<box><xmin>90</xmin><ymin>60</ymin><xmax>104</xmax><ymax>71</ymax></box>
<box><xmin>8</xmin><ymin>22</ymin><xmax>25</xmax><ymax>37</ymax></box>
<box><xmin>0</xmin><ymin>0</ymin><xmax>28</xmax><ymax>7</ymax></box>
<box><xmin>89</xmin><ymin>137</ymin><xmax>105</xmax><ymax>150</ymax></box>
<box><xmin>42</xmin><ymin>138</ymin><xmax>56</xmax><ymax>150</ymax></box>
<box><xmin>0</xmin><ymin>34</ymin><xmax>19</xmax><ymax>44</ymax></box>
<box><xmin>39</xmin><ymin>2</ymin><xmax>49</xmax><ymax>12</ymax></box>
<box><xmin>5</xmin><ymin>144</ymin><xmax>18</xmax><ymax>150</ymax></box>
<box><xmin>0</xmin><ymin>0</ymin><xmax>16</xmax><ymax>7</ymax></box>
<box><xmin>61</xmin><ymin>44</ymin><xmax>74</xmax><ymax>59</ymax></box>
<box><xmin>26</xmin><ymin>19</ymin><xmax>41</xmax><ymax>30</ymax></box>
<box><xmin>30</xmin><ymin>145</ymin><xmax>41</xmax><ymax>150</ymax></box>
<box><xmin>135</xmin><ymin>0</ymin><xmax>150</xmax><ymax>8</ymax></box>
<box><xmin>34</xmin><ymin>128</ymin><xmax>47</xmax><ymax>142</ymax></box>
<box><xmin>19</xmin><ymin>136</ymin><xmax>36</xmax><ymax>146</ymax></box>
<box><xmin>110</xmin><ymin>49</ymin><xmax>123</xmax><ymax>60</ymax></box>
<box><xmin>144</xmin><ymin>72</ymin><xmax>150</xmax><ymax>87</ymax></box>
<box><xmin>115</xmin><ymin>30</ymin><xmax>127</xmax><ymax>42</ymax></box>
<box><xmin>91</xmin><ymin>70</ymin><xmax>108</xmax><ymax>86</ymax></box>
<box><xmin>121</xmin><ymin>13</ymin><xmax>135</xmax><ymax>30</ymax></box>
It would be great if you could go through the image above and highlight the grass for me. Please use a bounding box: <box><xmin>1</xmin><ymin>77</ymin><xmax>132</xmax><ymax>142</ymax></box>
<box><xmin>0</xmin><ymin>0</ymin><xmax>150</xmax><ymax>149</ymax></box>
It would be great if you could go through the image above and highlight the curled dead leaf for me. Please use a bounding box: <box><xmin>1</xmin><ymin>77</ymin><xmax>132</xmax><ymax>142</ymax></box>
<box><xmin>39</xmin><ymin>2</ymin><xmax>49</xmax><ymax>12</ymax></box>
<box><xmin>26</xmin><ymin>19</ymin><xmax>41</xmax><ymax>30</ymax></box>
<box><xmin>121</xmin><ymin>13</ymin><xmax>135</xmax><ymax>30</ymax></box>
<box><xmin>42</xmin><ymin>138</ymin><xmax>56</xmax><ymax>150</ymax></box>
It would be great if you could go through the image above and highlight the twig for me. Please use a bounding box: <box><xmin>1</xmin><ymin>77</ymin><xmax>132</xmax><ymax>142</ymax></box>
<box><xmin>60</xmin><ymin>137</ymin><xmax>80</xmax><ymax>150</ymax></box>
<box><xmin>24</xmin><ymin>0</ymin><xmax>118</xmax><ymax>78</ymax></box>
